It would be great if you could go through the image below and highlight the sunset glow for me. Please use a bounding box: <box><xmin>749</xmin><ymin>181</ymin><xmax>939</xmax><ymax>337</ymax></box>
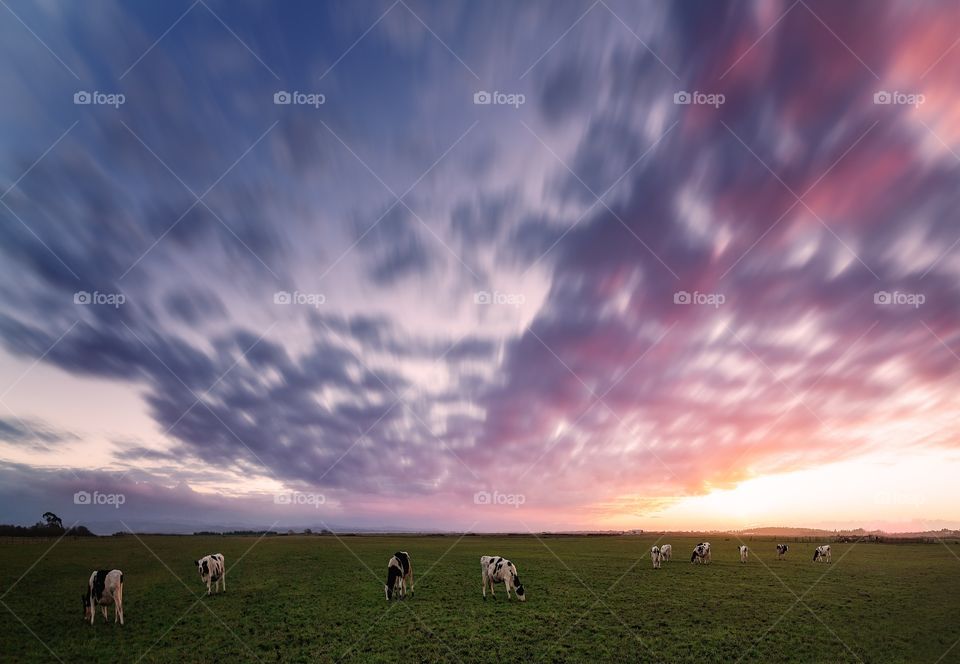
<box><xmin>2</xmin><ymin>0</ymin><xmax>960</xmax><ymax>534</ymax></box>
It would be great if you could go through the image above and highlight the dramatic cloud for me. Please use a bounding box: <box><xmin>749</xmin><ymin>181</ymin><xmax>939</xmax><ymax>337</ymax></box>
<box><xmin>2</xmin><ymin>0</ymin><xmax>960</xmax><ymax>532</ymax></box>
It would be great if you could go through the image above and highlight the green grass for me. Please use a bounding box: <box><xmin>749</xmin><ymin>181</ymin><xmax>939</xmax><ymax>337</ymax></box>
<box><xmin>1</xmin><ymin>535</ymin><xmax>958</xmax><ymax>663</ymax></box>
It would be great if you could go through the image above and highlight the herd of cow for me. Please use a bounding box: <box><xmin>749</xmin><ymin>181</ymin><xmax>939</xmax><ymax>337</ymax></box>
<box><xmin>653</xmin><ymin>542</ymin><xmax>833</xmax><ymax>567</ymax></box>
<box><xmin>81</xmin><ymin>543</ymin><xmax>836</xmax><ymax>624</ymax></box>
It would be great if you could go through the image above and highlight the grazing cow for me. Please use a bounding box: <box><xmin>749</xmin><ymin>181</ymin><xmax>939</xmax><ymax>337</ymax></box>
<box><xmin>659</xmin><ymin>544</ymin><xmax>672</xmax><ymax>561</ymax></box>
<box><xmin>481</xmin><ymin>556</ymin><xmax>526</xmax><ymax>602</ymax></box>
<box><xmin>82</xmin><ymin>569</ymin><xmax>124</xmax><ymax>625</ymax></box>
<box><xmin>195</xmin><ymin>553</ymin><xmax>226</xmax><ymax>595</ymax></box>
<box><xmin>813</xmin><ymin>545</ymin><xmax>832</xmax><ymax>563</ymax></box>
<box><xmin>385</xmin><ymin>551</ymin><xmax>414</xmax><ymax>601</ymax></box>
<box><xmin>651</xmin><ymin>546</ymin><xmax>662</xmax><ymax>569</ymax></box>
<box><xmin>693</xmin><ymin>541</ymin><xmax>712</xmax><ymax>563</ymax></box>
<box><xmin>776</xmin><ymin>544</ymin><xmax>789</xmax><ymax>560</ymax></box>
<box><xmin>691</xmin><ymin>543</ymin><xmax>708</xmax><ymax>564</ymax></box>
<box><xmin>739</xmin><ymin>545</ymin><xmax>749</xmax><ymax>563</ymax></box>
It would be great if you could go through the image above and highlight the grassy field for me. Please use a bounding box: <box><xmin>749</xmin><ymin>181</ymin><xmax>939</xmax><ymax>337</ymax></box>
<box><xmin>1</xmin><ymin>534</ymin><xmax>958</xmax><ymax>663</ymax></box>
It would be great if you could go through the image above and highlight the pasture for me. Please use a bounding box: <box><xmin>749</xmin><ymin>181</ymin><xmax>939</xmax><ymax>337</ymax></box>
<box><xmin>1</xmin><ymin>534</ymin><xmax>958</xmax><ymax>663</ymax></box>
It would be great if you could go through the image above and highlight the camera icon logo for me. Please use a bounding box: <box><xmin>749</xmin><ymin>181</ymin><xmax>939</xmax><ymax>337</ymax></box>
<box><xmin>474</xmin><ymin>291</ymin><xmax>492</xmax><ymax>305</ymax></box>
<box><xmin>674</xmin><ymin>91</ymin><xmax>691</xmax><ymax>104</ymax></box>
<box><xmin>473</xmin><ymin>91</ymin><xmax>492</xmax><ymax>105</ymax></box>
<box><xmin>273</xmin><ymin>493</ymin><xmax>292</xmax><ymax>504</ymax></box>
<box><xmin>74</xmin><ymin>291</ymin><xmax>91</xmax><ymax>304</ymax></box>
<box><xmin>673</xmin><ymin>290</ymin><xmax>691</xmax><ymax>304</ymax></box>
<box><xmin>74</xmin><ymin>91</ymin><xmax>91</xmax><ymax>105</ymax></box>
<box><xmin>274</xmin><ymin>91</ymin><xmax>291</xmax><ymax>105</ymax></box>
<box><xmin>873</xmin><ymin>290</ymin><xmax>891</xmax><ymax>305</ymax></box>
<box><xmin>74</xmin><ymin>490</ymin><xmax>91</xmax><ymax>505</ymax></box>
<box><xmin>273</xmin><ymin>291</ymin><xmax>292</xmax><ymax>304</ymax></box>
<box><xmin>873</xmin><ymin>91</ymin><xmax>891</xmax><ymax>104</ymax></box>
<box><xmin>473</xmin><ymin>491</ymin><xmax>491</xmax><ymax>505</ymax></box>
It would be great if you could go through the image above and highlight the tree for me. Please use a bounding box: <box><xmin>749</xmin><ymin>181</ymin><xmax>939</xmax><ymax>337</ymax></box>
<box><xmin>42</xmin><ymin>512</ymin><xmax>63</xmax><ymax>529</ymax></box>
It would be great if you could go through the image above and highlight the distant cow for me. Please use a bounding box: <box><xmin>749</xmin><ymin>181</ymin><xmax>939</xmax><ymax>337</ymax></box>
<box><xmin>82</xmin><ymin>569</ymin><xmax>124</xmax><ymax>625</ymax></box>
<box><xmin>195</xmin><ymin>553</ymin><xmax>226</xmax><ymax>594</ymax></box>
<box><xmin>813</xmin><ymin>545</ymin><xmax>832</xmax><ymax>563</ymax></box>
<box><xmin>651</xmin><ymin>546</ymin><xmax>662</xmax><ymax>569</ymax></box>
<box><xmin>776</xmin><ymin>544</ymin><xmax>789</xmax><ymax>560</ymax></box>
<box><xmin>691</xmin><ymin>543</ymin><xmax>708</xmax><ymax>564</ymax></box>
<box><xmin>385</xmin><ymin>551</ymin><xmax>414</xmax><ymax>600</ymax></box>
<box><xmin>739</xmin><ymin>545</ymin><xmax>749</xmax><ymax>563</ymax></box>
<box><xmin>481</xmin><ymin>556</ymin><xmax>526</xmax><ymax>601</ymax></box>
<box><xmin>659</xmin><ymin>544</ymin><xmax>672</xmax><ymax>561</ymax></box>
<box><xmin>694</xmin><ymin>541</ymin><xmax>712</xmax><ymax>563</ymax></box>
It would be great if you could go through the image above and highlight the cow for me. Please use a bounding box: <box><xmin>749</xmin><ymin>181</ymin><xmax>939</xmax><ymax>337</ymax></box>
<box><xmin>739</xmin><ymin>545</ymin><xmax>749</xmax><ymax>563</ymax></box>
<box><xmin>694</xmin><ymin>541</ymin><xmax>712</xmax><ymax>563</ymax></box>
<box><xmin>385</xmin><ymin>551</ymin><xmax>414</xmax><ymax>601</ymax></box>
<box><xmin>776</xmin><ymin>544</ymin><xmax>789</xmax><ymax>560</ymax></box>
<box><xmin>659</xmin><ymin>544</ymin><xmax>672</xmax><ymax>562</ymax></box>
<box><xmin>651</xmin><ymin>546</ymin><xmax>662</xmax><ymax>569</ymax></box>
<box><xmin>195</xmin><ymin>553</ymin><xmax>226</xmax><ymax>595</ymax></box>
<box><xmin>691</xmin><ymin>543</ymin><xmax>708</xmax><ymax>564</ymax></box>
<box><xmin>481</xmin><ymin>556</ymin><xmax>526</xmax><ymax>602</ymax></box>
<box><xmin>813</xmin><ymin>545</ymin><xmax>832</xmax><ymax>563</ymax></box>
<box><xmin>82</xmin><ymin>569</ymin><xmax>124</xmax><ymax>625</ymax></box>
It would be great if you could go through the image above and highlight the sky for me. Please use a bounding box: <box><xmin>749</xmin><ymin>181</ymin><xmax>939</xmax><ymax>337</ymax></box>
<box><xmin>2</xmin><ymin>0</ymin><xmax>960</xmax><ymax>534</ymax></box>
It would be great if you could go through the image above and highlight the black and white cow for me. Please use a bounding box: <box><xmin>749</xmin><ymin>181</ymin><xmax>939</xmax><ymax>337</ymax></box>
<box><xmin>481</xmin><ymin>556</ymin><xmax>526</xmax><ymax>602</ymax></box>
<box><xmin>82</xmin><ymin>569</ymin><xmax>124</xmax><ymax>625</ymax></box>
<box><xmin>738</xmin><ymin>545</ymin><xmax>749</xmax><ymax>563</ymax></box>
<box><xmin>385</xmin><ymin>551</ymin><xmax>414</xmax><ymax>600</ymax></box>
<box><xmin>776</xmin><ymin>544</ymin><xmax>789</xmax><ymax>560</ymax></box>
<box><xmin>195</xmin><ymin>553</ymin><xmax>226</xmax><ymax>594</ymax></box>
<box><xmin>659</xmin><ymin>544</ymin><xmax>672</xmax><ymax>561</ymax></box>
<box><xmin>813</xmin><ymin>545</ymin><xmax>832</xmax><ymax>563</ymax></box>
<box><xmin>651</xmin><ymin>546</ymin><xmax>662</xmax><ymax>569</ymax></box>
<box><xmin>691</xmin><ymin>543</ymin><xmax>708</xmax><ymax>564</ymax></box>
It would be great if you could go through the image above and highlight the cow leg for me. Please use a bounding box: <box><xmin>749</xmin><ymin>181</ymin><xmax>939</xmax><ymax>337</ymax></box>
<box><xmin>408</xmin><ymin>568</ymin><xmax>414</xmax><ymax>596</ymax></box>
<box><xmin>482</xmin><ymin>572</ymin><xmax>487</xmax><ymax>599</ymax></box>
<box><xmin>102</xmin><ymin>605</ymin><xmax>107</xmax><ymax>622</ymax></box>
<box><xmin>504</xmin><ymin>581</ymin><xmax>511</xmax><ymax>600</ymax></box>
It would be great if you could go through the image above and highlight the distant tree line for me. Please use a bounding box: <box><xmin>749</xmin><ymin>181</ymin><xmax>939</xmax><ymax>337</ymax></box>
<box><xmin>191</xmin><ymin>529</ymin><xmax>332</xmax><ymax>536</ymax></box>
<box><xmin>0</xmin><ymin>512</ymin><xmax>95</xmax><ymax>538</ymax></box>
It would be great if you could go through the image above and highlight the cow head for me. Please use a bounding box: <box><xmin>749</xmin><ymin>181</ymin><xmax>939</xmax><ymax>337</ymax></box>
<box><xmin>514</xmin><ymin>578</ymin><xmax>526</xmax><ymax>602</ymax></box>
<box><xmin>385</xmin><ymin>564</ymin><xmax>402</xmax><ymax>601</ymax></box>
